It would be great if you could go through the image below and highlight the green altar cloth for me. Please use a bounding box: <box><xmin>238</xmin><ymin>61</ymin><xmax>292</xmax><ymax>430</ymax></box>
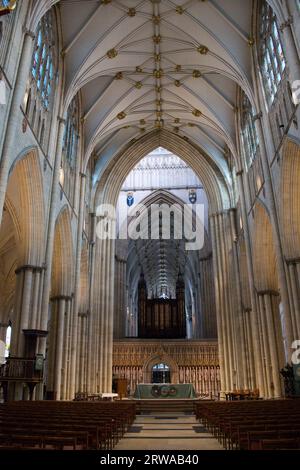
<box><xmin>134</xmin><ymin>383</ymin><xmax>196</xmax><ymax>399</ymax></box>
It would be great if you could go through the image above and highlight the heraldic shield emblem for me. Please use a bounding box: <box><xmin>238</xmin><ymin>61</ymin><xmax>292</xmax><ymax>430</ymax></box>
<box><xmin>189</xmin><ymin>189</ymin><xmax>197</xmax><ymax>204</ymax></box>
<box><xmin>127</xmin><ymin>192</ymin><xmax>134</xmax><ymax>207</ymax></box>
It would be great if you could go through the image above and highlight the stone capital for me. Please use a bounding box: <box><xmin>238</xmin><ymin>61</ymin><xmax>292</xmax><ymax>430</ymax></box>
<box><xmin>57</xmin><ymin>116</ymin><xmax>66</xmax><ymax>125</ymax></box>
<box><xmin>22</xmin><ymin>26</ymin><xmax>35</xmax><ymax>40</ymax></box>
<box><xmin>280</xmin><ymin>16</ymin><xmax>293</xmax><ymax>32</ymax></box>
<box><xmin>253</xmin><ymin>111</ymin><xmax>263</xmax><ymax>122</ymax></box>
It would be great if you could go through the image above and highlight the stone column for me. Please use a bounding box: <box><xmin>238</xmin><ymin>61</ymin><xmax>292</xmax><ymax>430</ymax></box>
<box><xmin>243</xmin><ymin>310</ymin><xmax>256</xmax><ymax>389</ymax></box>
<box><xmin>257</xmin><ymin>293</ymin><xmax>272</xmax><ymax>397</ymax></box>
<box><xmin>61</xmin><ymin>299</ymin><xmax>71</xmax><ymax>400</ymax></box>
<box><xmin>209</xmin><ymin>215</ymin><xmax>226</xmax><ymax>396</ymax></box>
<box><xmin>236</xmin><ymin>169</ymin><xmax>265</xmax><ymax>396</ymax></box>
<box><xmin>30</xmin><ymin>269</ymin><xmax>42</xmax><ymax>330</ymax></box>
<box><xmin>105</xmin><ymin>237</ymin><xmax>115</xmax><ymax>392</ymax></box>
<box><xmin>69</xmin><ymin>173</ymin><xmax>86</xmax><ymax>399</ymax></box>
<box><xmin>288</xmin><ymin>261</ymin><xmax>300</xmax><ymax>338</ymax></box>
<box><xmin>254</xmin><ymin>115</ymin><xmax>293</xmax><ymax>358</ymax></box>
<box><xmin>0</xmin><ymin>28</ymin><xmax>35</xmax><ymax>223</ymax></box>
<box><xmin>39</xmin><ymin>117</ymin><xmax>66</xmax><ymax>342</ymax></box>
<box><xmin>9</xmin><ymin>266</ymin><xmax>45</xmax><ymax>359</ymax></box>
<box><xmin>87</xmin><ymin>214</ymin><xmax>96</xmax><ymax>393</ymax></box>
<box><xmin>53</xmin><ymin>297</ymin><xmax>65</xmax><ymax>400</ymax></box>
<box><xmin>217</xmin><ymin>213</ymin><xmax>234</xmax><ymax>390</ymax></box>
<box><xmin>228</xmin><ymin>209</ymin><xmax>247</xmax><ymax>389</ymax></box>
<box><xmin>264</xmin><ymin>293</ymin><xmax>282</xmax><ymax>397</ymax></box>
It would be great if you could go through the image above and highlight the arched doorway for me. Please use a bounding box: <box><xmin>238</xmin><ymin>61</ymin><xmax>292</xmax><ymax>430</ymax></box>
<box><xmin>152</xmin><ymin>363</ymin><xmax>170</xmax><ymax>384</ymax></box>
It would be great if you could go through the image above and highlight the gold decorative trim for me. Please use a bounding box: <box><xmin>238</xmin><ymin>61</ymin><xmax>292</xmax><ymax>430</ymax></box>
<box><xmin>197</xmin><ymin>45</ymin><xmax>209</xmax><ymax>54</ymax></box>
<box><xmin>192</xmin><ymin>109</ymin><xmax>202</xmax><ymax>117</ymax></box>
<box><xmin>152</xmin><ymin>15</ymin><xmax>160</xmax><ymax>24</ymax></box>
<box><xmin>117</xmin><ymin>111</ymin><xmax>126</xmax><ymax>120</ymax></box>
<box><xmin>192</xmin><ymin>69</ymin><xmax>201</xmax><ymax>78</ymax></box>
<box><xmin>107</xmin><ymin>48</ymin><xmax>118</xmax><ymax>59</ymax></box>
<box><xmin>128</xmin><ymin>8</ymin><xmax>136</xmax><ymax>17</ymax></box>
<box><xmin>153</xmin><ymin>69</ymin><xmax>163</xmax><ymax>78</ymax></box>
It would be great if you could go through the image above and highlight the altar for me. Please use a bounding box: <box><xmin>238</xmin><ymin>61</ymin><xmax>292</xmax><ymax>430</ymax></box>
<box><xmin>134</xmin><ymin>383</ymin><xmax>196</xmax><ymax>399</ymax></box>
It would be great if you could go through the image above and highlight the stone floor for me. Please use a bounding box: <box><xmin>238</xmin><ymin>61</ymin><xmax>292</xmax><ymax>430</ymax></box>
<box><xmin>115</xmin><ymin>412</ymin><xmax>223</xmax><ymax>450</ymax></box>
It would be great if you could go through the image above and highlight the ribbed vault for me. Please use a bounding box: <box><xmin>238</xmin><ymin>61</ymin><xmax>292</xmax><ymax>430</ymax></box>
<box><xmin>26</xmin><ymin>0</ymin><xmax>278</xmax><ymax>190</ymax></box>
<box><xmin>125</xmin><ymin>189</ymin><xmax>204</xmax><ymax>300</ymax></box>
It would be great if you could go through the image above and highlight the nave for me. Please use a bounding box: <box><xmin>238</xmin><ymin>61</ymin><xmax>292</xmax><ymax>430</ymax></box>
<box><xmin>1</xmin><ymin>0</ymin><xmax>300</xmax><ymax>455</ymax></box>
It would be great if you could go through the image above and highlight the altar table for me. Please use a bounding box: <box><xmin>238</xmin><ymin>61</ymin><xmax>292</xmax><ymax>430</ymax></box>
<box><xmin>134</xmin><ymin>383</ymin><xmax>196</xmax><ymax>399</ymax></box>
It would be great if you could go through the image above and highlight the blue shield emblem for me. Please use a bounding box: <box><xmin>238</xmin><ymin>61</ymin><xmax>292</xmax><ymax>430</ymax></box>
<box><xmin>127</xmin><ymin>192</ymin><xmax>134</xmax><ymax>207</ymax></box>
<box><xmin>189</xmin><ymin>189</ymin><xmax>197</xmax><ymax>204</ymax></box>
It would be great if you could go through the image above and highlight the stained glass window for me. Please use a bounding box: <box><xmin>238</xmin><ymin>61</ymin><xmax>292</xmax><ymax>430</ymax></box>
<box><xmin>63</xmin><ymin>96</ymin><xmax>80</xmax><ymax>169</ymax></box>
<box><xmin>258</xmin><ymin>1</ymin><xmax>286</xmax><ymax>106</ymax></box>
<box><xmin>241</xmin><ymin>93</ymin><xmax>259</xmax><ymax>168</ymax></box>
<box><xmin>31</xmin><ymin>10</ymin><xmax>56</xmax><ymax>110</ymax></box>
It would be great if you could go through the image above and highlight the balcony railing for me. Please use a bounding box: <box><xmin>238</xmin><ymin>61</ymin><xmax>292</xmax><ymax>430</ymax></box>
<box><xmin>0</xmin><ymin>357</ymin><xmax>43</xmax><ymax>382</ymax></box>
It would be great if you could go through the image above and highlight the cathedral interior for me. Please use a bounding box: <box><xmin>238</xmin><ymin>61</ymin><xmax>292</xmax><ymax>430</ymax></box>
<box><xmin>0</xmin><ymin>0</ymin><xmax>300</xmax><ymax>454</ymax></box>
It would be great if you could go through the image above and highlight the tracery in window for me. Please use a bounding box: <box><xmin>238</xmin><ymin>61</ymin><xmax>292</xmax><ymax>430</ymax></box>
<box><xmin>63</xmin><ymin>96</ymin><xmax>80</xmax><ymax>169</ymax></box>
<box><xmin>241</xmin><ymin>93</ymin><xmax>259</xmax><ymax>169</ymax></box>
<box><xmin>31</xmin><ymin>11</ymin><xmax>56</xmax><ymax>110</ymax></box>
<box><xmin>23</xmin><ymin>8</ymin><xmax>58</xmax><ymax>152</ymax></box>
<box><xmin>258</xmin><ymin>1</ymin><xmax>286</xmax><ymax>106</ymax></box>
<box><xmin>61</xmin><ymin>95</ymin><xmax>80</xmax><ymax>205</ymax></box>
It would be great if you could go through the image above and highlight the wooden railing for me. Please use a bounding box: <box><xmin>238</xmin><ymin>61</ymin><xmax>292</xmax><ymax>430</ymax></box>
<box><xmin>0</xmin><ymin>357</ymin><xmax>43</xmax><ymax>382</ymax></box>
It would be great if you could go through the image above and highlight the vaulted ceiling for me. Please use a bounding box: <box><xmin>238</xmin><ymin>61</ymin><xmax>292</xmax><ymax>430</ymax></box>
<box><xmin>30</xmin><ymin>0</ymin><xmax>260</xmax><ymax>186</ymax></box>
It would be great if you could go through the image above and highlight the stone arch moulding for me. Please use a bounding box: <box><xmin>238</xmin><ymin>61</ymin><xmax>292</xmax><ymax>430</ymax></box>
<box><xmin>280</xmin><ymin>137</ymin><xmax>300</xmax><ymax>260</ymax></box>
<box><xmin>252</xmin><ymin>200</ymin><xmax>279</xmax><ymax>292</ymax></box>
<box><xmin>93</xmin><ymin>130</ymin><xmax>231</xmax><ymax>215</ymax></box>
<box><xmin>51</xmin><ymin>206</ymin><xmax>74</xmax><ymax>298</ymax></box>
<box><xmin>143</xmin><ymin>351</ymin><xmax>179</xmax><ymax>384</ymax></box>
<box><xmin>6</xmin><ymin>147</ymin><xmax>45</xmax><ymax>267</ymax></box>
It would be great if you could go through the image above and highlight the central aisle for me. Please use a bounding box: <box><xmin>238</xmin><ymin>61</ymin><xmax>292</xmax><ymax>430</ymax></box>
<box><xmin>115</xmin><ymin>412</ymin><xmax>223</xmax><ymax>450</ymax></box>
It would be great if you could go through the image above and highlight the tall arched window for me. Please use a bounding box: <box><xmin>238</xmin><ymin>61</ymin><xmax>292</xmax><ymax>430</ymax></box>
<box><xmin>241</xmin><ymin>93</ymin><xmax>259</xmax><ymax>169</ymax></box>
<box><xmin>61</xmin><ymin>95</ymin><xmax>80</xmax><ymax>205</ymax></box>
<box><xmin>31</xmin><ymin>11</ymin><xmax>57</xmax><ymax>110</ymax></box>
<box><xmin>63</xmin><ymin>96</ymin><xmax>80</xmax><ymax>169</ymax></box>
<box><xmin>258</xmin><ymin>1</ymin><xmax>286</xmax><ymax>106</ymax></box>
<box><xmin>23</xmin><ymin>9</ymin><xmax>58</xmax><ymax>151</ymax></box>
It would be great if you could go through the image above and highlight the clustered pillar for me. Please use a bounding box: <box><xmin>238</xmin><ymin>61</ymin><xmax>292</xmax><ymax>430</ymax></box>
<box><xmin>47</xmin><ymin>295</ymin><xmax>73</xmax><ymax>400</ymax></box>
<box><xmin>88</xmin><ymin>233</ymin><xmax>115</xmax><ymax>394</ymax></box>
